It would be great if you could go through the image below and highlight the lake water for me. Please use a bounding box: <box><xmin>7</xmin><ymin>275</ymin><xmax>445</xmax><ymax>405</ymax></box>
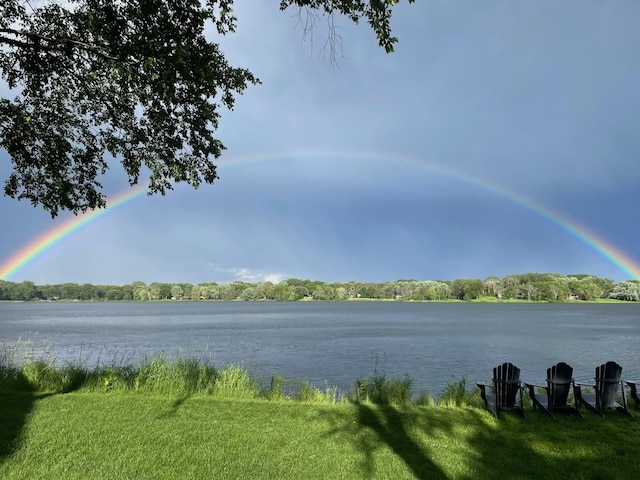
<box><xmin>1</xmin><ymin>301</ymin><xmax>639</xmax><ymax>396</ymax></box>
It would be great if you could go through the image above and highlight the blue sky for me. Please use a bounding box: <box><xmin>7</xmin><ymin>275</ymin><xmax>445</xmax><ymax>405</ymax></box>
<box><xmin>1</xmin><ymin>0</ymin><xmax>640</xmax><ymax>285</ymax></box>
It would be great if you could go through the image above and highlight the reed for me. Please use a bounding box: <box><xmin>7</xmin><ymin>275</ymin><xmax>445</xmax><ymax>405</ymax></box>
<box><xmin>1</xmin><ymin>350</ymin><xmax>424</xmax><ymax>406</ymax></box>
<box><xmin>351</xmin><ymin>372</ymin><xmax>414</xmax><ymax>405</ymax></box>
<box><xmin>438</xmin><ymin>378</ymin><xmax>483</xmax><ymax>408</ymax></box>
<box><xmin>212</xmin><ymin>364</ymin><xmax>261</xmax><ymax>399</ymax></box>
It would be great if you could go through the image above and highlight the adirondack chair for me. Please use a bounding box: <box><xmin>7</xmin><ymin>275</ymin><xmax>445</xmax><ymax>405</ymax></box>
<box><xmin>574</xmin><ymin>361</ymin><xmax>631</xmax><ymax>417</ymax></box>
<box><xmin>626</xmin><ymin>381</ymin><xmax>640</xmax><ymax>410</ymax></box>
<box><xmin>524</xmin><ymin>362</ymin><xmax>579</xmax><ymax>418</ymax></box>
<box><xmin>476</xmin><ymin>362</ymin><xmax>525</xmax><ymax>418</ymax></box>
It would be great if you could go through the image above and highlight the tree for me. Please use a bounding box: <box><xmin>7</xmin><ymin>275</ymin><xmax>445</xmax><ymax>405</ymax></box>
<box><xmin>61</xmin><ymin>282</ymin><xmax>81</xmax><ymax>299</ymax></box>
<box><xmin>608</xmin><ymin>282</ymin><xmax>639</xmax><ymax>301</ymax></box>
<box><xmin>15</xmin><ymin>280</ymin><xmax>39</xmax><ymax>300</ymax></box>
<box><xmin>334</xmin><ymin>286</ymin><xmax>348</xmax><ymax>300</ymax></box>
<box><xmin>190</xmin><ymin>284</ymin><xmax>202</xmax><ymax>300</ymax></box>
<box><xmin>0</xmin><ymin>0</ymin><xmax>413</xmax><ymax>216</ymax></box>
<box><xmin>170</xmin><ymin>284</ymin><xmax>183</xmax><ymax>300</ymax></box>
<box><xmin>105</xmin><ymin>287</ymin><xmax>124</xmax><ymax>300</ymax></box>
<box><xmin>524</xmin><ymin>282</ymin><xmax>537</xmax><ymax>301</ymax></box>
<box><xmin>131</xmin><ymin>280</ymin><xmax>150</xmax><ymax>301</ymax></box>
<box><xmin>120</xmin><ymin>283</ymin><xmax>134</xmax><ymax>300</ymax></box>
<box><xmin>436</xmin><ymin>282</ymin><xmax>452</xmax><ymax>301</ymax></box>
<box><xmin>577</xmin><ymin>276</ymin><xmax>601</xmax><ymax>301</ymax></box>
<box><xmin>483</xmin><ymin>277</ymin><xmax>503</xmax><ymax>298</ymax></box>
<box><xmin>452</xmin><ymin>278</ymin><xmax>483</xmax><ymax>301</ymax></box>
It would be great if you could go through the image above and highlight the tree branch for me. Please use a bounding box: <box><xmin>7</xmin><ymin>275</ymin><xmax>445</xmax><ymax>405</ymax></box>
<box><xmin>0</xmin><ymin>28</ymin><xmax>124</xmax><ymax>63</ymax></box>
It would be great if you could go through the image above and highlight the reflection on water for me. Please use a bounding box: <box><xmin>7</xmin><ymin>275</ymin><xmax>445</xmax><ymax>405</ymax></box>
<box><xmin>1</xmin><ymin>301</ymin><xmax>639</xmax><ymax>395</ymax></box>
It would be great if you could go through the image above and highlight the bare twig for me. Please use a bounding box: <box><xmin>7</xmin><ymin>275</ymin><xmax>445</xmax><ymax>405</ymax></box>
<box><xmin>292</xmin><ymin>6</ymin><xmax>344</xmax><ymax>67</ymax></box>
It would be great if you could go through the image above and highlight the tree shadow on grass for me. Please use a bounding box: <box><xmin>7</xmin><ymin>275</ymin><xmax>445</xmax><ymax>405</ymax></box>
<box><xmin>156</xmin><ymin>393</ymin><xmax>193</xmax><ymax>419</ymax></box>
<box><xmin>460</xmin><ymin>409</ymin><xmax>640</xmax><ymax>480</ymax></box>
<box><xmin>320</xmin><ymin>403</ymin><xmax>451</xmax><ymax>479</ymax></box>
<box><xmin>0</xmin><ymin>369</ymin><xmax>39</xmax><ymax>464</ymax></box>
<box><xmin>0</xmin><ymin>393</ymin><xmax>36</xmax><ymax>463</ymax></box>
<box><xmin>0</xmin><ymin>365</ymin><xmax>85</xmax><ymax>465</ymax></box>
<box><xmin>319</xmin><ymin>403</ymin><xmax>640</xmax><ymax>480</ymax></box>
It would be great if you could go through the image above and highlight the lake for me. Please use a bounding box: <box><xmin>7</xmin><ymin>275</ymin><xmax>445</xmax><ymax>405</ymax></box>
<box><xmin>1</xmin><ymin>301</ymin><xmax>639</xmax><ymax>396</ymax></box>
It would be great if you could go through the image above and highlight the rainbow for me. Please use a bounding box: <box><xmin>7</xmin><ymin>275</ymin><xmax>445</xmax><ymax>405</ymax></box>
<box><xmin>0</xmin><ymin>183</ymin><xmax>148</xmax><ymax>280</ymax></box>
<box><xmin>1</xmin><ymin>151</ymin><xmax>639</xmax><ymax>281</ymax></box>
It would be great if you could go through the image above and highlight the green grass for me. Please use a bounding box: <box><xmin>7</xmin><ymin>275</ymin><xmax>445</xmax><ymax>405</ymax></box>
<box><xmin>2</xmin><ymin>357</ymin><xmax>640</xmax><ymax>478</ymax></box>
<box><xmin>1</xmin><ymin>391</ymin><xmax>640</xmax><ymax>479</ymax></box>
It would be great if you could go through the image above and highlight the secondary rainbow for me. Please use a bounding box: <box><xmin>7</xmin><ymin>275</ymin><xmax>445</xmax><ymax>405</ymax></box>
<box><xmin>1</xmin><ymin>151</ymin><xmax>639</xmax><ymax>281</ymax></box>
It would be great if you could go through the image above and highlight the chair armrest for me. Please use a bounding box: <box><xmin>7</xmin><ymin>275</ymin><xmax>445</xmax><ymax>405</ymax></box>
<box><xmin>476</xmin><ymin>383</ymin><xmax>491</xmax><ymax>404</ymax></box>
<box><xmin>573</xmin><ymin>382</ymin><xmax>595</xmax><ymax>403</ymax></box>
<box><xmin>523</xmin><ymin>382</ymin><xmax>545</xmax><ymax>390</ymax></box>
<box><xmin>574</xmin><ymin>382</ymin><xmax>595</xmax><ymax>388</ymax></box>
<box><xmin>524</xmin><ymin>383</ymin><xmax>547</xmax><ymax>404</ymax></box>
<box><xmin>476</xmin><ymin>382</ymin><xmax>494</xmax><ymax>398</ymax></box>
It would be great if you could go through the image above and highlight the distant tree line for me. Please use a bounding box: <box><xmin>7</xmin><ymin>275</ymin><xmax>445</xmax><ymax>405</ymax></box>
<box><xmin>2</xmin><ymin>273</ymin><xmax>640</xmax><ymax>303</ymax></box>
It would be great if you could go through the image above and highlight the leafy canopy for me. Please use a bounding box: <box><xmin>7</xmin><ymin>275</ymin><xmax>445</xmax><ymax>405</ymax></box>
<box><xmin>0</xmin><ymin>0</ymin><xmax>413</xmax><ymax>216</ymax></box>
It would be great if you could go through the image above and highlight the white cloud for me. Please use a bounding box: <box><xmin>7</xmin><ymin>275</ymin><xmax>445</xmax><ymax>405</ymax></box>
<box><xmin>206</xmin><ymin>264</ymin><xmax>285</xmax><ymax>284</ymax></box>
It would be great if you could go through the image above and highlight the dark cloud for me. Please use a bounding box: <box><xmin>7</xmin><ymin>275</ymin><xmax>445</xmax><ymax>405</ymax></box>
<box><xmin>1</xmin><ymin>1</ymin><xmax>639</xmax><ymax>284</ymax></box>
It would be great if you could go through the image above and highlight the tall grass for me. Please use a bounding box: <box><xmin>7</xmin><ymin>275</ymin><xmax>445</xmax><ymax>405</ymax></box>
<box><xmin>1</xmin><ymin>350</ymin><xmax>474</xmax><ymax>407</ymax></box>
<box><xmin>214</xmin><ymin>364</ymin><xmax>260</xmax><ymax>399</ymax></box>
<box><xmin>296</xmin><ymin>380</ymin><xmax>342</xmax><ymax>404</ymax></box>
<box><xmin>438</xmin><ymin>377</ymin><xmax>483</xmax><ymax>408</ymax></box>
<box><xmin>1</xmin><ymin>355</ymin><xmax>228</xmax><ymax>396</ymax></box>
<box><xmin>1</xmin><ymin>353</ymin><xmax>348</xmax><ymax>403</ymax></box>
<box><xmin>263</xmin><ymin>375</ymin><xmax>343</xmax><ymax>403</ymax></box>
<box><xmin>134</xmin><ymin>356</ymin><xmax>217</xmax><ymax>394</ymax></box>
<box><xmin>351</xmin><ymin>372</ymin><xmax>414</xmax><ymax>405</ymax></box>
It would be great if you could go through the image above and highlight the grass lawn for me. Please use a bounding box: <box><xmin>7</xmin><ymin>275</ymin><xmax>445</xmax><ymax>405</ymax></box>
<box><xmin>1</xmin><ymin>390</ymin><xmax>639</xmax><ymax>479</ymax></box>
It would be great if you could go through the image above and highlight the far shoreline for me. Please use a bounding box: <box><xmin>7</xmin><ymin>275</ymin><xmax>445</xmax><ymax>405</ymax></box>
<box><xmin>1</xmin><ymin>297</ymin><xmax>633</xmax><ymax>305</ymax></box>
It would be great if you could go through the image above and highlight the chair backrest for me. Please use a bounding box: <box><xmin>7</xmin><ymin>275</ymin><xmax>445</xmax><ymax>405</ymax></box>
<box><xmin>493</xmin><ymin>362</ymin><xmax>521</xmax><ymax>408</ymax></box>
<box><xmin>546</xmin><ymin>362</ymin><xmax>573</xmax><ymax>407</ymax></box>
<box><xmin>595</xmin><ymin>361</ymin><xmax>623</xmax><ymax>409</ymax></box>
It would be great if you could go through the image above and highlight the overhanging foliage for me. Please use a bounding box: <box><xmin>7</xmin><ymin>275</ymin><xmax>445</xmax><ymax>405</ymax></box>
<box><xmin>0</xmin><ymin>1</ymin><xmax>413</xmax><ymax>216</ymax></box>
